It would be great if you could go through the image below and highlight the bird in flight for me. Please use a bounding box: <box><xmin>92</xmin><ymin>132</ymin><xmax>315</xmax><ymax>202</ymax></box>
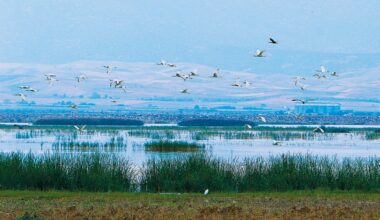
<box><xmin>15</xmin><ymin>93</ymin><xmax>27</xmax><ymax>102</ymax></box>
<box><xmin>190</xmin><ymin>69</ymin><xmax>199</xmax><ymax>77</ymax></box>
<box><xmin>75</xmin><ymin>74</ymin><xmax>87</xmax><ymax>83</ymax></box>
<box><xmin>45</xmin><ymin>73</ymin><xmax>58</xmax><ymax>85</ymax></box>
<box><xmin>316</xmin><ymin>65</ymin><xmax>329</xmax><ymax>73</ymax></box>
<box><xmin>254</xmin><ymin>49</ymin><xmax>266</xmax><ymax>57</ymax></box>
<box><xmin>167</xmin><ymin>63</ymin><xmax>177</xmax><ymax>68</ymax></box>
<box><xmin>269</xmin><ymin>37</ymin><xmax>278</xmax><ymax>44</ymax></box>
<box><xmin>74</xmin><ymin>125</ymin><xmax>86</xmax><ymax>133</ymax></box>
<box><xmin>69</xmin><ymin>104</ymin><xmax>78</xmax><ymax>109</ymax></box>
<box><xmin>291</xmin><ymin>99</ymin><xmax>314</xmax><ymax>104</ymax></box>
<box><xmin>292</xmin><ymin>76</ymin><xmax>306</xmax><ymax>86</ymax></box>
<box><xmin>181</xmin><ymin>89</ymin><xmax>190</xmax><ymax>94</ymax></box>
<box><xmin>211</xmin><ymin>69</ymin><xmax>220</xmax><ymax>78</ymax></box>
<box><xmin>157</xmin><ymin>60</ymin><xmax>167</xmax><ymax>66</ymax></box>
<box><xmin>244</xmin><ymin>124</ymin><xmax>253</xmax><ymax>129</ymax></box>
<box><xmin>272</xmin><ymin>140</ymin><xmax>282</xmax><ymax>146</ymax></box>
<box><xmin>330</xmin><ymin>71</ymin><xmax>339</xmax><ymax>77</ymax></box>
<box><xmin>313</xmin><ymin>126</ymin><xmax>325</xmax><ymax>133</ymax></box>
<box><xmin>313</xmin><ymin>73</ymin><xmax>327</xmax><ymax>79</ymax></box>
<box><xmin>103</xmin><ymin>65</ymin><xmax>117</xmax><ymax>74</ymax></box>
<box><xmin>257</xmin><ymin>116</ymin><xmax>267</xmax><ymax>123</ymax></box>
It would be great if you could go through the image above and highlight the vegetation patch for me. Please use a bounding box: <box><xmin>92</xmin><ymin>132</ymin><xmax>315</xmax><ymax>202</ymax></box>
<box><xmin>144</xmin><ymin>140</ymin><xmax>205</xmax><ymax>152</ymax></box>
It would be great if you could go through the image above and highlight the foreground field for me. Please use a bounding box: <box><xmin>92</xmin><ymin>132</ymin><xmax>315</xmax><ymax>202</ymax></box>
<box><xmin>0</xmin><ymin>191</ymin><xmax>380</xmax><ymax>219</ymax></box>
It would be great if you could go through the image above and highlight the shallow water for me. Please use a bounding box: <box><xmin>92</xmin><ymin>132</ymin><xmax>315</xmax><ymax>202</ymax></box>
<box><xmin>0</xmin><ymin>125</ymin><xmax>379</xmax><ymax>165</ymax></box>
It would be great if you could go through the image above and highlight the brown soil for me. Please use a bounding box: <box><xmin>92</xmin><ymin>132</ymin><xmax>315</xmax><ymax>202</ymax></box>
<box><xmin>0</xmin><ymin>194</ymin><xmax>379</xmax><ymax>219</ymax></box>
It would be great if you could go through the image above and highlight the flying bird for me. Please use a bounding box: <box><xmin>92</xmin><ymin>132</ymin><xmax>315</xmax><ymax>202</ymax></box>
<box><xmin>244</xmin><ymin>124</ymin><xmax>253</xmax><ymax>129</ymax></box>
<box><xmin>75</xmin><ymin>74</ymin><xmax>87</xmax><ymax>82</ymax></box>
<box><xmin>254</xmin><ymin>49</ymin><xmax>266</xmax><ymax>57</ymax></box>
<box><xmin>157</xmin><ymin>60</ymin><xmax>167</xmax><ymax>66</ymax></box>
<box><xmin>243</xmin><ymin>80</ymin><xmax>252</xmax><ymax>87</ymax></box>
<box><xmin>313</xmin><ymin>126</ymin><xmax>325</xmax><ymax>133</ymax></box>
<box><xmin>19</xmin><ymin>86</ymin><xmax>31</xmax><ymax>90</ymax></box>
<box><xmin>272</xmin><ymin>140</ymin><xmax>282</xmax><ymax>146</ymax></box>
<box><xmin>25</xmin><ymin>88</ymin><xmax>38</xmax><ymax>92</ymax></box>
<box><xmin>291</xmin><ymin>99</ymin><xmax>314</xmax><ymax>104</ymax></box>
<box><xmin>316</xmin><ymin>65</ymin><xmax>329</xmax><ymax>73</ymax></box>
<box><xmin>181</xmin><ymin>89</ymin><xmax>190</xmax><ymax>94</ymax></box>
<box><xmin>269</xmin><ymin>37</ymin><xmax>278</xmax><ymax>44</ymax></box>
<box><xmin>74</xmin><ymin>125</ymin><xmax>86</xmax><ymax>133</ymax></box>
<box><xmin>211</xmin><ymin>69</ymin><xmax>220</xmax><ymax>78</ymax></box>
<box><xmin>292</xmin><ymin>76</ymin><xmax>306</xmax><ymax>86</ymax></box>
<box><xmin>167</xmin><ymin>63</ymin><xmax>177</xmax><ymax>68</ymax></box>
<box><xmin>313</xmin><ymin>73</ymin><xmax>327</xmax><ymax>79</ymax></box>
<box><xmin>69</xmin><ymin>104</ymin><xmax>78</xmax><ymax>109</ymax></box>
<box><xmin>204</xmin><ymin>189</ymin><xmax>209</xmax><ymax>195</ymax></box>
<box><xmin>103</xmin><ymin>65</ymin><xmax>117</xmax><ymax>74</ymax></box>
<box><xmin>15</xmin><ymin>93</ymin><xmax>27</xmax><ymax>102</ymax></box>
<box><xmin>257</xmin><ymin>116</ymin><xmax>267</xmax><ymax>123</ymax></box>
<box><xmin>330</xmin><ymin>71</ymin><xmax>338</xmax><ymax>77</ymax></box>
<box><xmin>190</xmin><ymin>69</ymin><xmax>199</xmax><ymax>76</ymax></box>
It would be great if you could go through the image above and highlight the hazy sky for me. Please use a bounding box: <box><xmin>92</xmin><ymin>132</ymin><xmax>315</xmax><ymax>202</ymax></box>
<box><xmin>1</xmin><ymin>0</ymin><xmax>380</xmax><ymax>70</ymax></box>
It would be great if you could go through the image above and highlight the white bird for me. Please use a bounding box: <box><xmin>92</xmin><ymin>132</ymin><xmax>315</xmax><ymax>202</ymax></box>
<box><xmin>173</xmin><ymin>72</ymin><xmax>190</xmax><ymax>81</ymax></box>
<box><xmin>272</xmin><ymin>140</ymin><xmax>282</xmax><ymax>146</ymax></box>
<box><xmin>292</xmin><ymin>77</ymin><xmax>306</xmax><ymax>86</ymax></box>
<box><xmin>204</xmin><ymin>189</ymin><xmax>209</xmax><ymax>195</ymax></box>
<box><xmin>231</xmin><ymin>82</ymin><xmax>242</xmax><ymax>87</ymax></box>
<box><xmin>257</xmin><ymin>116</ymin><xmax>267</xmax><ymax>123</ymax></box>
<box><xmin>75</xmin><ymin>74</ymin><xmax>87</xmax><ymax>82</ymax></box>
<box><xmin>190</xmin><ymin>69</ymin><xmax>199</xmax><ymax>76</ymax></box>
<box><xmin>244</xmin><ymin>124</ymin><xmax>253</xmax><ymax>129</ymax></box>
<box><xmin>330</xmin><ymin>71</ymin><xmax>338</xmax><ymax>77</ymax></box>
<box><xmin>45</xmin><ymin>74</ymin><xmax>58</xmax><ymax>85</ymax></box>
<box><xmin>254</xmin><ymin>49</ymin><xmax>266</xmax><ymax>57</ymax></box>
<box><xmin>313</xmin><ymin>73</ymin><xmax>327</xmax><ymax>79</ymax></box>
<box><xmin>74</xmin><ymin>125</ymin><xmax>86</xmax><ymax>133</ymax></box>
<box><xmin>15</xmin><ymin>93</ymin><xmax>27</xmax><ymax>102</ymax></box>
<box><xmin>167</xmin><ymin>63</ymin><xmax>177</xmax><ymax>68</ymax></box>
<box><xmin>103</xmin><ymin>65</ymin><xmax>117</xmax><ymax>74</ymax></box>
<box><xmin>110</xmin><ymin>79</ymin><xmax>124</xmax><ymax>88</ymax></box>
<box><xmin>25</xmin><ymin>88</ymin><xmax>38</xmax><ymax>92</ymax></box>
<box><xmin>19</xmin><ymin>86</ymin><xmax>31</xmax><ymax>90</ymax></box>
<box><xmin>157</xmin><ymin>60</ymin><xmax>167</xmax><ymax>66</ymax></box>
<box><xmin>243</xmin><ymin>80</ymin><xmax>252</xmax><ymax>87</ymax></box>
<box><xmin>313</xmin><ymin>126</ymin><xmax>325</xmax><ymax>133</ymax></box>
<box><xmin>316</xmin><ymin>65</ymin><xmax>329</xmax><ymax>73</ymax></box>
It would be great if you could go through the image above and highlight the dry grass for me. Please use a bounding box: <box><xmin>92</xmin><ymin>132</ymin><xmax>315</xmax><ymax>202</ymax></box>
<box><xmin>0</xmin><ymin>191</ymin><xmax>380</xmax><ymax>219</ymax></box>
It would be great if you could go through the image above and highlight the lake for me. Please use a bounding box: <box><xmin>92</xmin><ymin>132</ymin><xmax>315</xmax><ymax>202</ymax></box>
<box><xmin>0</xmin><ymin>124</ymin><xmax>379</xmax><ymax>165</ymax></box>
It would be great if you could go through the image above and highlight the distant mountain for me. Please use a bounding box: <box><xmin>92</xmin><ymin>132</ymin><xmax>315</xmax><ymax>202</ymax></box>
<box><xmin>0</xmin><ymin>60</ymin><xmax>379</xmax><ymax>111</ymax></box>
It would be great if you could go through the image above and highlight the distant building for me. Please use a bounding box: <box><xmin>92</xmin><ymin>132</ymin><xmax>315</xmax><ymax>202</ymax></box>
<box><xmin>295</xmin><ymin>103</ymin><xmax>341</xmax><ymax>115</ymax></box>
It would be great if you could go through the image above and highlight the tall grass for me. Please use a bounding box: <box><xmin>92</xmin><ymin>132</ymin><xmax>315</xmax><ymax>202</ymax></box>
<box><xmin>141</xmin><ymin>154</ymin><xmax>380</xmax><ymax>192</ymax></box>
<box><xmin>1</xmin><ymin>152</ymin><xmax>380</xmax><ymax>192</ymax></box>
<box><xmin>0</xmin><ymin>152</ymin><xmax>135</xmax><ymax>191</ymax></box>
<box><xmin>144</xmin><ymin>140</ymin><xmax>205</xmax><ymax>152</ymax></box>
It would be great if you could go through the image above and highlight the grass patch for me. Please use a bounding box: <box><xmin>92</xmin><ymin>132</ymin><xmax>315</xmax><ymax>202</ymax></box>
<box><xmin>144</xmin><ymin>140</ymin><xmax>205</xmax><ymax>152</ymax></box>
<box><xmin>0</xmin><ymin>152</ymin><xmax>135</xmax><ymax>192</ymax></box>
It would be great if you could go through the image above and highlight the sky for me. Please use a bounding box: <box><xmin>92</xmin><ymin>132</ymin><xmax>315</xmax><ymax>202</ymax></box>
<box><xmin>1</xmin><ymin>0</ymin><xmax>380</xmax><ymax>71</ymax></box>
<box><xmin>0</xmin><ymin>1</ymin><xmax>380</xmax><ymax>111</ymax></box>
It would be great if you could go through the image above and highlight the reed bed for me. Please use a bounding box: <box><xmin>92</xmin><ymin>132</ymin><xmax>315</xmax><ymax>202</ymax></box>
<box><xmin>144</xmin><ymin>140</ymin><xmax>205</xmax><ymax>152</ymax></box>
<box><xmin>141</xmin><ymin>154</ymin><xmax>380</xmax><ymax>192</ymax></box>
<box><xmin>0</xmin><ymin>152</ymin><xmax>135</xmax><ymax>191</ymax></box>
<box><xmin>0</xmin><ymin>152</ymin><xmax>380</xmax><ymax>192</ymax></box>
